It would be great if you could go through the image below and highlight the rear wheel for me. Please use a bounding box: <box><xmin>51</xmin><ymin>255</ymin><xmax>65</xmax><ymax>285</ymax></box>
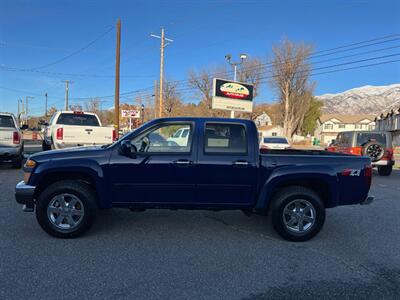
<box><xmin>36</xmin><ymin>180</ymin><xmax>97</xmax><ymax>238</ymax></box>
<box><xmin>270</xmin><ymin>186</ymin><xmax>325</xmax><ymax>242</ymax></box>
<box><xmin>377</xmin><ymin>165</ymin><xmax>392</xmax><ymax>176</ymax></box>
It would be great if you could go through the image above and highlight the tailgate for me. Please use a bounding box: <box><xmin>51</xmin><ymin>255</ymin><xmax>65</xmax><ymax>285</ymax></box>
<box><xmin>61</xmin><ymin>125</ymin><xmax>113</xmax><ymax>145</ymax></box>
<box><xmin>0</xmin><ymin>128</ymin><xmax>15</xmax><ymax>147</ymax></box>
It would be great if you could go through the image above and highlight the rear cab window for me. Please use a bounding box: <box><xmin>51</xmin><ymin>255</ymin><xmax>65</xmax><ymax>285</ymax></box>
<box><xmin>204</xmin><ymin>123</ymin><xmax>247</xmax><ymax>154</ymax></box>
<box><xmin>356</xmin><ymin>133</ymin><xmax>387</xmax><ymax>147</ymax></box>
<box><xmin>56</xmin><ymin>113</ymin><xmax>100</xmax><ymax>126</ymax></box>
<box><xmin>0</xmin><ymin>115</ymin><xmax>15</xmax><ymax>128</ymax></box>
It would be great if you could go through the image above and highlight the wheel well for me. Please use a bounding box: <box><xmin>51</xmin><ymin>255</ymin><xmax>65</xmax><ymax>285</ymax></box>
<box><xmin>269</xmin><ymin>179</ymin><xmax>332</xmax><ymax>210</ymax></box>
<box><xmin>34</xmin><ymin>172</ymin><xmax>98</xmax><ymax>203</ymax></box>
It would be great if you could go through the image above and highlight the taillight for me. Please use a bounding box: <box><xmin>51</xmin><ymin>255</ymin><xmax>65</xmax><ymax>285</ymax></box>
<box><xmin>13</xmin><ymin>132</ymin><xmax>20</xmax><ymax>144</ymax></box>
<box><xmin>364</xmin><ymin>164</ymin><xmax>372</xmax><ymax>188</ymax></box>
<box><xmin>56</xmin><ymin>128</ymin><xmax>63</xmax><ymax>140</ymax></box>
<box><xmin>112</xmin><ymin>129</ymin><xmax>117</xmax><ymax>141</ymax></box>
<box><xmin>349</xmin><ymin>146</ymin><xmax>362</xmax><ymax>156</ymax></box>
<box><xmin>381</xmin><ymin>148</ymin><xmax>393</xmax><ymax>161</ymax></box>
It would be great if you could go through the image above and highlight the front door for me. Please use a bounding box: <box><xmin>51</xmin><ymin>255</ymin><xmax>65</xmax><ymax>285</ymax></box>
<box><xmin>109</xmin><ymin>122</ymin><xmax>197</xmax><ymax>205</ymax></box>
<box><xmin>195</xmin><ymin>122</ymin><xmax>258</xmax><ymax>207</ymax></box>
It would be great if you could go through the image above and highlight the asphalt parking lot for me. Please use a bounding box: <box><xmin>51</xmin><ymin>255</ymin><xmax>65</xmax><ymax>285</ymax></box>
<box><xmin>0</xmin><ymin>157</ymin><xmax>399</xmax><ymax>299</ymax></box>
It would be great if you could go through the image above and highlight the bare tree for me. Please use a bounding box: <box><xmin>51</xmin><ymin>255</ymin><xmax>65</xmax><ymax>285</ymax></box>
<box><xmin>188</xmin><ymin>69</ymin><xmax>214</xmax><ymax>112</ymax></box>
<box><xmin>237</xmin><ymin>57</ymin><xmax>264</xmax><ymax>98</ymax></box>
<box><xmin>163</xmin><ymin>80</ymin><xmax>183</xmax><ymax>117</ymax></box>
<box><xmin>85</xmin><ymin>98</ymin><xmax>101</xmax><ymax>114</ymax></box>
<box><xmin>269</xmin><ymin>39</ymin><xmax>314</xmax><ymax>138</ymax></box>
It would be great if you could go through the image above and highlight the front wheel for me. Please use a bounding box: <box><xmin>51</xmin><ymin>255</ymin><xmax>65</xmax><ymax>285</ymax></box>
<box><xmin>36</xmin><ymin>180</ymin><xmax>97</xmax><ymax>238</ymax></box>
<box><xmin>270</xmin><ymin>186</ymin><xmax>325</xmax><ymax>242</ymax></box>
<box><xmin>377</xmin><ymin>165</ymin><xmax>392</xmax><ymax>176</ymax></box>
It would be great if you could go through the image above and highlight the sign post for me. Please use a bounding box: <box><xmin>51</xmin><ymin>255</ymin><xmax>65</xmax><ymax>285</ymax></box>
<box><xmin>121</xmin><ymin>109</ymin><xmax>141</xmax><ymax>130</ymax></box>
<box><xmin>212</xmin><ymin>78</ymin><xmax>254</xmax><ymax>117</ymax></box>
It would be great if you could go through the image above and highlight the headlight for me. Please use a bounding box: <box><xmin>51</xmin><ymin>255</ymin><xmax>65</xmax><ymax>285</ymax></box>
<box><xmin>24</xmin><ymin>159</ymin><xmax>36</xmax><ymax>169</ymax></box>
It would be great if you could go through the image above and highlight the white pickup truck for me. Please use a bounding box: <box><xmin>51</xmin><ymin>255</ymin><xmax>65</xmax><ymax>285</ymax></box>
<box><xmin>43</xmin><ymin>111</ymin><xmax>116</xmax><ymax>150</ymax></box>
<box><xmin>0</xmin><ymin>112</ymin><xmax>24</xmax><ymax>168</ymax></box>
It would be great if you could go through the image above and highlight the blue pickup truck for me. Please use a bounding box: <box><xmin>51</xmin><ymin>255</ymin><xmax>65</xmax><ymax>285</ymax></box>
<box><xmin>15</xmin><ymin>117</ymin><xmax>373</xmax><ymax>241</ymax></box>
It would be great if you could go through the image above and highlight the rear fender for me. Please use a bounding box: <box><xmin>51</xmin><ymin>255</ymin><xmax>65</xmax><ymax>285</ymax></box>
<box><xmin>256</xmin><ymin>165</ymin><xmax>339</xmax><ymax>210</ymax></box>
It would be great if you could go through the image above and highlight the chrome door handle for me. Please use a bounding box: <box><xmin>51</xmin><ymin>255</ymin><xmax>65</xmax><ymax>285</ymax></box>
<box><xmin>233</xmin><ymin>161</ymin><xmax>249</xmax><ymax>167</ymax></box>
<box><xmin>173</xmin><ymin>160</ymin><xmax>193</xmax><ymax>166</ymax></box>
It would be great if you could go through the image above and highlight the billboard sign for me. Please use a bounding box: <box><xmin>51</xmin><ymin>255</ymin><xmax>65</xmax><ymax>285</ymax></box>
<box><xmin>212</xmin><ymin>78</ymin><xmax>254</xmax><ymax>112</ymax></box>
<box><xmin>121</xmin><ymin>109</ymin><xmax>141</xmax><ymax>118</ymax></box>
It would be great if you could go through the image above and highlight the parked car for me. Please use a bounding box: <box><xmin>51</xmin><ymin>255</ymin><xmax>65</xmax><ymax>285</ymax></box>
<box><xmin>42</xmin><ymin>111</ymin><xmax>117</xmax><ymax>150</ymax></box>
<box><xmin>16</xmin><ymin>117</ymin><xmax>373</xmax><ymax>241</ymax></box>
<box><xmin>327</xmin><ymin>131</ymin><xmax>394</xmax><ymax>176</ymax></box>
<box><xmin>260</xmin><ymin>136</ymin><xmax>291</xmax><ymax>149</ymax></box>
<box><xmin>0</xmin><ymin>112</ymin><xmax>24</xmax><ymax>168</ymax></box>
<box><xmin>167</xmin><ymin>126</ymin><xmax>190</xmax><ymax>146</ymax></box>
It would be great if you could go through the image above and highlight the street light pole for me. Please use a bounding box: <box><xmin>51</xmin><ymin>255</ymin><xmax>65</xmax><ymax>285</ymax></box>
<box><xmin>225</xmin><ymin>53</ymin><xmax>247</xmax><ymax>118</ymax></box>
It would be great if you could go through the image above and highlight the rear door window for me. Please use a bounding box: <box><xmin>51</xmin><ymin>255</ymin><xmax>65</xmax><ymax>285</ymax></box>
<box><xmin>56</xmin><ymin>113</ymin><xmax>100</xmax><ymax>126</ymax></box>
<box><xmin>204</xmin><ymin>123</ymin><xmax>247</xmax><ymax>154</ymax></box>
<box><xmin>0</xmin><ymin>115</ymin><xmax>15</xmax><ymax>128</ymax></box>
<box><xmin>356</xmin><ymin>133</ymin><xmax>387</xmax><ymax>146</ymax></box>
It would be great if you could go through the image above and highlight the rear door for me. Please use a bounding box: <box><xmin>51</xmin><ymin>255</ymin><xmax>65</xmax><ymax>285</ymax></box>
<box><xmin>195</xmin><ymin>122</ymin><xmax>258</xmax><ymax>206</ymax></box>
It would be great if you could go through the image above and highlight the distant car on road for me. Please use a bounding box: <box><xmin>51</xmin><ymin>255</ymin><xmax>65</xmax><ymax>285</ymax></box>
<box><xmin>167</xmin><ymin>126</ymin><xmax>190</xmax><ymax>146</ymax></box>
<box><xmin>327</xmin><ymin>131</ymin><xmax>394</xmax><ymax>176</ymax></box>
<box><xmin>260</xmin><ymin>136</ymin><xmax>291</xmax><ymax>150</ymax></box>
<box><xmin>0</xmin><ymin>112</ymin><xmax>24</xmax><ymax>168</ymax></box>
<box><xmin>42</xmin><ymin>111</ymin><xmax>117</xmax><ymax>150</ymax></box>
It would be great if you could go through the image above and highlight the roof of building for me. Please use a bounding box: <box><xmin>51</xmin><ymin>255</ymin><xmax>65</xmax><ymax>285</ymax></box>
<box><xmin>319</xmin><ymin>114</ymin><xmax>375</xmax><ymax>124</ymax></box>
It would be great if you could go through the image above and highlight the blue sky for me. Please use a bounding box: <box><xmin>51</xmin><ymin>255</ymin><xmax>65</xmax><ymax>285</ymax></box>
<box><xmin>1</xmin><ymin>0</ymin><xmax>399</xmax><ymax>116</ymax></box>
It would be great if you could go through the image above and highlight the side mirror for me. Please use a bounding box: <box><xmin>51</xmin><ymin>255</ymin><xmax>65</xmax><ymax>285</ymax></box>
<box><xmin>20</xmin><ymin>124</ymin><xmax>28</xmax><ymax>130</ymax></box>
<box><xmin>119</xmin><ymin>140</ymin><xmax>137</xmax><ymax>158</ymax></box>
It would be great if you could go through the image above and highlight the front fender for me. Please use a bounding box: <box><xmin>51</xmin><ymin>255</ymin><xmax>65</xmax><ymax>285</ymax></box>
<box><xmin>30</xmin><ymin>158</ymin><xmax>111</xmax><ymax>208</ymax></box>
<box><xmin>256</xmin><ymin>165</ymin><xmax>339</xmax><ymax>210</ymax></box>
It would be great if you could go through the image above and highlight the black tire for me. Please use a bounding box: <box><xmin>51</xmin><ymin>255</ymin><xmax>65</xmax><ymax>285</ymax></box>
<box><xmin>35</xmin><ymin>180</ymin><xmax>97</xmax><ymax>238</ymax></box>
<box><xmin>42</xmin><ymin>140</ymin><xmax>51</xmax><ymax>151</ymax></box>
<box><xmin>11</xmin><ymin>156</ymin><xmax>23</xmax><ymax>169</ymax></box>
<box><xmin>377</xmin><ymin>165</ymin><xmax>392</xmax><ymax>176</ymax></box>
<box><xmin>270</xmin><ymin>186</ymin><xmax>325</xmax><ymax>242</ymax></box>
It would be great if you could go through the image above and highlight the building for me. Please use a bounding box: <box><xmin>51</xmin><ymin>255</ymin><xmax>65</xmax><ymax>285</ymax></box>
<box><xmin>375</xmin><ymin>107</ymin><xmax>400</xmax><ymax>147</ymax></box>
<box><xmin>315</xmin><ymin>114</ymin><xmax>375</xmax><ymax>145</ymax></box>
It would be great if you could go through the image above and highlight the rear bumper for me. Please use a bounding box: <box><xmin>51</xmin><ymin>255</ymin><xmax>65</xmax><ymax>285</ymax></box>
<box><xmin>360</xmin><ymin>195</ymin><xmax>374</xmax><ymax>205</ymax></box>
<box><xmin>372</xmin><ymin>160</ymin><xmax>395</xmax><ymax>167</ymax></box>
<box><xmin>0</xmin><ymin>146</ymin><xmax>22</xmax><ymax>161</ymax></box>
<box><xmin>15</xmin><ymin>181</ymin><xmax>36</xmax><ymax>210</ymax></box>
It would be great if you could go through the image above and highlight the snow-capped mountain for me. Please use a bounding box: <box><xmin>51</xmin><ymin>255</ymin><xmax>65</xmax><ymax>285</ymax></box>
<box><xmin>318</xmin><ymin>84</ymin><xmax>400</xmax><ymax>115</ymax></box>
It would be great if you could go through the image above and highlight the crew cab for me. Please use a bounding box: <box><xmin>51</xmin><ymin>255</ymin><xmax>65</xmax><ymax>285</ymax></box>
<box><xmin>327</xmin><ymin>131</ymin><xmax>394</xmax><ymax>176</ymax></box>
<box><xmin>42</xmin><ymin>111</ymin><xmax>117</xmax><ymax>150</ymax></box>
<box><xmin>16</xmin><ymin>118</ymin><xmax>373</xmax><ymax>241</ymax></box>
<box><xmin>0</xmin><ymin>112</ymin><xmax>24</xmax><ymax>168</ymax></box>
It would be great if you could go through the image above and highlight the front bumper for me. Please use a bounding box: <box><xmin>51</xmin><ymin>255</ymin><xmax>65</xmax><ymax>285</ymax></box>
<box><xmin>360</xmin><ymin>195</ymin><xmax>374</xmax><ymax>205</ymax></box>
<box><xmin>15</xmin><ymin>181</ymin><xmax>36</xmax><ymax>211</ymax></box>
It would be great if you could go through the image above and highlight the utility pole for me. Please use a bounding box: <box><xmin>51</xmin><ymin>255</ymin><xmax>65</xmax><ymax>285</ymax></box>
<box><xmin>151</xmin><ymin>28</ymin><xmax>173</xmax><ymax>118</ymax></box>
<box><xmin>17</xmin><ymin>99</ymin><xmax>20</xmax><ymax>120</ymax></box>
<box><xmin>25</xmin><ymin>96</ymin><xmax>34</xmax><ymax>125</ymax></box>
<box><xmin>45</xmin><ymin>93</ymin><xmax>48</xmax><ymax>117</ymax></box>
<box><xmin>114</xmin><ymin>18</ymin><xmax>121</xmax><ymax>135</ymax></box>
<box><xmin>62</xmin><ymin>80</ymin><xmax>72</xmax><ymax>110</ymax></box>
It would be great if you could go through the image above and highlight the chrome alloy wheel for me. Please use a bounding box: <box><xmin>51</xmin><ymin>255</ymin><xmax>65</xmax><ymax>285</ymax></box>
<box><xmin>47</xmin><ymin>193</ymin><xmax>84</xmax><ymax>231</ymax></box>
<box><xmin>282</xmin><ymin>199</ymin><xmax>316</xmax><ymax>233</ymax></box>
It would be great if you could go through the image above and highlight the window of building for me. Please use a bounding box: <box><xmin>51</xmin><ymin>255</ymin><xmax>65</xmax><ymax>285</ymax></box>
<box><xmin>324</xmin><ymin>124</ymin><xmax>333</xmax><ymax>130</ymax></box>
<box><xmin>338</xmin><ymin>124</ymin><xmax>346</xmax><ymax>129</ymax></box>
<box><xmin>272</xmin><ymin>132</ymin><xmax>277</xmax><ymax>136</ymax></box>
<box><xmin>355</xmin><ymin>124</ymin><xmax>362</xmax><ymax>129</ymax></box>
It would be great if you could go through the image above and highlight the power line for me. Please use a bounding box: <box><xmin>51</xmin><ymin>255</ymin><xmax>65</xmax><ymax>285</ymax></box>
<box><xmin>30</xmin><ymin>26</ymin><xmax>114</xmax><ymax>70</ymax></box>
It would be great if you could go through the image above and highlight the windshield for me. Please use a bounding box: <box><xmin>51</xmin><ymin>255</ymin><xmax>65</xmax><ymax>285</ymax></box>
<box><xmin>56</xmin><ymin>114</ymin><xmax>100</xmax><ymax>126</ymax></box>
<box><xmin>263</xmin><ymin>137</ymin><xmax>288</xmax><ymax>144</ymax></box>
<box><xmin>0</xmin><ymin>115</ymin><xmax>15</xmax><ymax>128</ymax></box>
